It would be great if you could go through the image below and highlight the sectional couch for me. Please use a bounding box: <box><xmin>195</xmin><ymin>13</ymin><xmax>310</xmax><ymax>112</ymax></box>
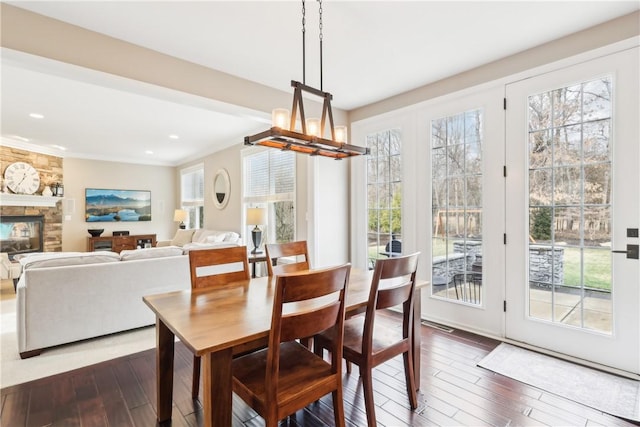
<box><xmin>15</xmin><ymin>229</ymin><xmax>241</xmax><ymax>358</ymax></box>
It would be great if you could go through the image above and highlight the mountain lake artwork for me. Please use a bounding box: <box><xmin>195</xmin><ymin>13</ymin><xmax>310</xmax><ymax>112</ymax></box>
<box><xmin>85</xmin><ymin>189</ymin><xmax>151</xmax><ymax>222</ymax></box>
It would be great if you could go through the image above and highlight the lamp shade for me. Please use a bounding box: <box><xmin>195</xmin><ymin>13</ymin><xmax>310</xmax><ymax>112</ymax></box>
<box><xmin>246</xmin><ymin>207</ymin><xmax>266</xmax><ymax>225</ymax></box>
<box><xmin>173</xmin><ymin>209</ymin><xmax>188</xmax><ymax>222</ymax></box>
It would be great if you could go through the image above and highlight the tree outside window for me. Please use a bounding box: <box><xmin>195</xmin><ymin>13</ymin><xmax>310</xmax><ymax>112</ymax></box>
<box><xmin>367</xmin><ymin>129</ymin><xmax>402</xmax><ymax>267</ymax></box>
<box><xmin>180</xmin><ymin>165</ymin><xmax>204</xmax><ymax>229</ymax></box>
<box><xmin>243</xmin><ymin>149</ymin><xmax>296</xmax><ymax>245</ymax></box>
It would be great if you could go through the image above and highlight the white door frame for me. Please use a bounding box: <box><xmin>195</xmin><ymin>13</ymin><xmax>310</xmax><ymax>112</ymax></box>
<box><xmin>505</xmin><ymin>47</ymin><xmax>639</xmax><ymax>374</ymax></box>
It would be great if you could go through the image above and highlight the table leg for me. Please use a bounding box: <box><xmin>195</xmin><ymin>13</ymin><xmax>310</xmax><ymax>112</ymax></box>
<box><xmin>156</xmin><ymin>318</ymin><xmax>175</xmax><ymax>423</ymax></box>
<box><xmin>202</xmin><ymin>347</ymin><xmax>233</xmax><ymax>427</ymax></box>
<box><xmin>412</xmin><ymin>288</ymin><xmax>422</xmax><ymax>390</ymax></box>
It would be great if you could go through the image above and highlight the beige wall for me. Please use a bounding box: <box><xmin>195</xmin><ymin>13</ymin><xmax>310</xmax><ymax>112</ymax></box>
<box><xmin>62</xmin><ymin>157</ymin><xmax>176</xmax><ymax>251</ymax></box>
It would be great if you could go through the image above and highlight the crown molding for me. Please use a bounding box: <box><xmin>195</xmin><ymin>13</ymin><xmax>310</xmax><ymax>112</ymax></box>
<box><xmin>1</xmin><ymin>137</ymin><xmax>65</xmax><ymax>158</ymax></box>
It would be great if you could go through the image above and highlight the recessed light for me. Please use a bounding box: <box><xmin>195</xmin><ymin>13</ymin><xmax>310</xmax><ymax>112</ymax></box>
<box><xmin>29</xmin><ymin>113</ymin><xmax>44</xmax><ymax>119</ymax></box>
<box><xmin>169</xmin><ymin>134</ymin><xmax>179</xmax><ymax>140</ymax></box>
<box><xmin>145</xmin><ymin>150</ymin><xmax>154</xmax><ymax>155</ymax></box>
<box><xmin>50</xmin><ymin>144</ymin><xmax>67</xmax><ymax>151</ymax></box>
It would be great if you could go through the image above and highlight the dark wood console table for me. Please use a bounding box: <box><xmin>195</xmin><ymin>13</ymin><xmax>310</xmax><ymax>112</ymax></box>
<box><xmin>87</xmin><ymin>234</ymin><xmax>156</xmax><ymax>253</ymax></box>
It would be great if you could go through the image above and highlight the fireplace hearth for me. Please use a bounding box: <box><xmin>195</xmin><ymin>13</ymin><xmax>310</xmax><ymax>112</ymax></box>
<box><xmin>0</xmin><ymin>215</ymin><xmax>44</xmax><ymax>260</ymax></box>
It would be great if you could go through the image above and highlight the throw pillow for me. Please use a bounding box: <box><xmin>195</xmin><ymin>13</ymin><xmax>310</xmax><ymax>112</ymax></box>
<box><xmin>205</xmin><ymin>233</ymin><xmax>226</xmax><ymax>243</ymax></box>
<box><xmin>170</xmin><ymin>229</ymin><xmax>195</xmax><ymax>247</ymax></box>
<box><xmin>224</xmin><ymin>232</ymin><xmax>241</xmax><ymax>243</ymax></box>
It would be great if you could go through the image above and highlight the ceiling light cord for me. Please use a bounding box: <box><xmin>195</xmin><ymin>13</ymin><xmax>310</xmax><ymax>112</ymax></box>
<box><xmin>318</xmin><ymin>0</ymin><xmax>323</xmax><ymax>91</ymax></box>
<box><xmin>302</xmin><ymin>0</ymin><xmax>306</xmax><ymax>85</ymax></box>
<box><xmin>244</xmin><ymin>0</ymin><xmax>369</xmax><ymax>158</ymax></box>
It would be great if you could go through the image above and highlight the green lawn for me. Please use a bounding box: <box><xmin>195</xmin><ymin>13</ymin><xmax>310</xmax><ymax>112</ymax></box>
<box><xmin>562</xmin><ymin>246</ymin><xmax>611</xmax><ymax>291</ymax></box>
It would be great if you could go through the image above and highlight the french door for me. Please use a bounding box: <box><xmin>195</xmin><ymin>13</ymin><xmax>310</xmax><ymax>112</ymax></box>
<box><xmin>505</xmin><ymin>48</ymin><xmax>639</xmax><ymax>373</ymax></box>
<box><xmin>425</xmin><ymin>86</ymin><xmax>505</xmax><ymax>335</ymax></box>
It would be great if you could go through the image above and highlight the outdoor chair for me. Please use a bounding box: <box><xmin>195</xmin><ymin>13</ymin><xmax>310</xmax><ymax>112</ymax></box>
<box><xmin>452</xmin><ymin>271</ymin><xmax>482</xmax><ymax>304</ymax></box>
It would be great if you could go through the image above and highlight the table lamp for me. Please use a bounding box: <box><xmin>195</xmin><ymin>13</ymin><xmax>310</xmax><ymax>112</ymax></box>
<box><xmin>246</xmin><ymin>207</ymin><xmax>266</xmax><ymax>254</ymax></box>
<box><xmin>173</xmin><ymin>209</ymin><xmax>188</xmax><ymax>229</ymax></box>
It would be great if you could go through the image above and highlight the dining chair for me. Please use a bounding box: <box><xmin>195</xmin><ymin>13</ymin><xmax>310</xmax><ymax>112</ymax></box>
<box><xmin>188</xmin><ymin>245</ymin><xmax>250</xmax><ymax>398</ymax></box>
<box><xmin>314</xmin><ymin>252</ymin><xmax>420</xmax><ymax>427</ymax></box>
<box><xmin>264</xmin><ymin>240</ymin><xmax>313</xmax><ymax>347</ymax></box>
<box><xmin>232</xmin><ymin>263</ymin><xmax>351</xmax><ymax>427</ymax></box>
<box><xmin>452</xmin><ymin>271</ymin><xmax>482</xmax><ymax>304</ymax></box>
<box><xmin>264</xmin><ymin>240</ymin><xmax>310</xmax><ymax>276</ymax></box>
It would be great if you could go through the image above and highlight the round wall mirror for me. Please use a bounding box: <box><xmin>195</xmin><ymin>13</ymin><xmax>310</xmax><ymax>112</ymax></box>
<box><xmin>213</xmin><ymin>168</ymin><xmax>230</xmax><ymax>209</ymax></box>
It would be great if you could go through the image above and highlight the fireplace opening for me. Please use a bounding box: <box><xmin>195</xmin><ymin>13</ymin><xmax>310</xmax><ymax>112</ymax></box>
<box><xmin>0</xmin><ymin>215</ymin><xmax>44</xmax><ymax>260</ymax></box>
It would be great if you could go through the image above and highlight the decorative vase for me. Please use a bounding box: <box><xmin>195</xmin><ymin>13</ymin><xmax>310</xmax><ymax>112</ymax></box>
<box><xmin>42</xmin><ymin>185</ymin><xmax>53</xmax><ymax>196</ymax></box>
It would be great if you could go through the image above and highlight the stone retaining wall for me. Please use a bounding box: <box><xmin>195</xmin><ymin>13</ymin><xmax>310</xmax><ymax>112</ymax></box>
<box><xmin>434</xmin><ymin>240</ymin><xmax>564</xmax><ymax>286</ymax></box>
<box><xmin>529</xmin><ymin>245</ymin><xmax>564</xmax><ymax>286</ymax></box>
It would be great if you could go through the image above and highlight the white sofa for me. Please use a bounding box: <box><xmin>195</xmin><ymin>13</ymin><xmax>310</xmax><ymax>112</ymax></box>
<box><xmin>15</xmin><ymin>228</ymin><xmax>241</xmax><ymax>358</ymax></box>
<box><xmin>15</xmin><ymin>247</ymin><xmax>191</xmax><ymax>358</ymax></box>
<box><xmin>156</xmin><ymin>228</ymin><xmax>241</xmax><ymax>251</ymax></box>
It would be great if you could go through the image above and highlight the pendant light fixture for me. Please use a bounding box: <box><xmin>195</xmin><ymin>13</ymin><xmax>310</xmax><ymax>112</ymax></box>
<box><xmin>244</xmin><ymin>0</ymin><xmax>369</xmax><ymax>159</ymax></box>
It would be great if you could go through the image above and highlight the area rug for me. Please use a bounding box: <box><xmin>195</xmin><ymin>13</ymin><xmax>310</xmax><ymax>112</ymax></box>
<box><xmin>478</xmin><ymin>342</ymin><xmax>640</xmax><ymax>422</ymax></box>
<box><xmin>0</xmin><ymin>280</ymin><xmax>157</xmax><ymax>388</ymax></box>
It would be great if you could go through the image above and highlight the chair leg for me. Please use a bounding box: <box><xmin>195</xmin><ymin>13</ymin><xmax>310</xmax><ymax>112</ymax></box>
<box><xmin>361</xmin><ymin>369</ymin><xmax>377</xmax><ymax>427</ymax></box>
<box><xmin>332</xmin><ymin>388</ymin><xmax>346</xmax><ymax>427</ymax></box>
<box><xmin>192</xmin><ymin>355</ymin><xmax>201</xmax><ymax>399</ymax></box>
<box><xmin>265</xmin><ymin>409</ymin><xmax>279</xmax><ymax>427</ymax></box>
<box><xmin>402</xmin><ymin>350</ymin><xmax>418</xmax><ymax>409</ymax></box>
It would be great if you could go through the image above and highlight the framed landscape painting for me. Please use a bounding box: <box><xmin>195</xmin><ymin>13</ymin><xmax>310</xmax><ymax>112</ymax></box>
<box><xmin>85</xmin><ymin>188</ymin><xmax>151</xmax><ymax>222</ymax></box>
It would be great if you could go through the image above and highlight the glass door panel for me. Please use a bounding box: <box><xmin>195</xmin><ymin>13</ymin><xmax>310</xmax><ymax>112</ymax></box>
<box><xmin>527</xmin><ymin>77</ymin><xmax>613</xmax><ymax>332</ymax></box>
<box><xmin>431</xmin><ymin>109</ymin><xmax>483</xmax><ymax>305</ymax></box>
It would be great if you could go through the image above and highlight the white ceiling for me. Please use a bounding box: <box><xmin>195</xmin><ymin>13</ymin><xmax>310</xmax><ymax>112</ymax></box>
<box><xmin>2</xmin><ymin>1</ymin><xmax>638</xmax><ymax>166</ymax></box>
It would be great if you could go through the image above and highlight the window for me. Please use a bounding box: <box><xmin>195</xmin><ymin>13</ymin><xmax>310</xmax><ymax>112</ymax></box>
<box><xmin>366</xmin><ymin>129</ymin><xmax>402</xmax><ymax>268</ymax></box>
<box><xmin>243</xmin><ymin>149</ymin><xmax>296</xmax><ymax>244</ymax></box>
<box><xmin>180</xmin><ymin>164</ymin><xmax>204</xmax><ymax>229</ymax></box>
<box><xmin>431</xmin><ymin>109</ymin><xmax>483</xmax><ymax>304</ymax></box>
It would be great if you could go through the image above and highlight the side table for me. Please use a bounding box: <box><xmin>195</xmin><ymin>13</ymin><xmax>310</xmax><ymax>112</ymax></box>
<box><xmin>247</xmin><ymin>252</ymin><xmax>268</xmax><ymax>278</ymax></box>
<box><xmin>1</xmin><ymin>254</ymin><xmax>22</xmax><ymax>292</ymax></box>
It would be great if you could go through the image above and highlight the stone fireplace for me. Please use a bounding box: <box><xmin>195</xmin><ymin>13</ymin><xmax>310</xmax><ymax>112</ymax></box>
<box><xmin>1</xmin><ymin>145</ymin><xmax>64</xmax><ymax>255</ymax></box>
<box><xmin>1</xmin><ymin>215</ymin><xmax>45</xmax><ymax>260</ymax></box>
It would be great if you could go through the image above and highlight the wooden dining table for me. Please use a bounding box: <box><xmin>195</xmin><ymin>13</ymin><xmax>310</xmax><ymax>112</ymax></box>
<box><xmin>143</xmin><ymin>268</ymin><xmax>428</xmax><ymax>427</ymax></box>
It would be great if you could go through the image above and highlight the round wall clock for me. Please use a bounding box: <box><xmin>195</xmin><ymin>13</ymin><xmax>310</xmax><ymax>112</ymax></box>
<box><xmin>4</xmin><ymin>162</ymin><xmax>40</xmax><ymax>195</ymax></box>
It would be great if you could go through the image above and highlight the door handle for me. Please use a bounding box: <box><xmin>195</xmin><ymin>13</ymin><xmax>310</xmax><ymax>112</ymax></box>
<box><xmin>612</xmin><ymin>244</ymin><xmax>639</xmax><ymax>260</ymax></box>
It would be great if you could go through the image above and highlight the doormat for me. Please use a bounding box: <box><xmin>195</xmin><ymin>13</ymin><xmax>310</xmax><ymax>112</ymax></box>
<box><xmin>478</xmin><ymin>343</ymin><xmax>640</xmax><ymax>422</ymax></box>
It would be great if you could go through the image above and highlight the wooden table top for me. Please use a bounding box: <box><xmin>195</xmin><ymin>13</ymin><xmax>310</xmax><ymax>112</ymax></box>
<box><xmin>143</xmin><ymin>268</ymin><xmax>428</xmax><ymax>357</ymax></box>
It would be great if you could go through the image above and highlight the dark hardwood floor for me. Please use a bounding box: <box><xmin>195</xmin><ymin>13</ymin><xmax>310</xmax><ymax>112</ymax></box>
<box><xmin>2</xmin><ymin>311</ymin><xmax>637</xmax><ymax>426</ymax></box>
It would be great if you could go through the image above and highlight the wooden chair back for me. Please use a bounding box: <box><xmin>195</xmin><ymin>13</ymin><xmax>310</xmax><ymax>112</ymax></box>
<box><xmin>264</xmin><ymin>240</ymin><xmax>310</xmax><ymax>276</ymax></box>
<box><xmin>187</xmin><ymin>245</ymin><xmax>250</xmax><ymax>399</ymax></box>
<box><xmin>188</xmin><ymin>246</ymin><xmax>250</xmax><ymax>289</ymax></box>
<box><xmin>364</xmin><ymin>252</ymin><xmax>420</xmax><ymax>352</ymax></box>
<box><xmin>313</xmin><ymin>252</ymin><xmax>419</xmax><ymax>427</ymax></box>
<box><xmin>232</xmin><ymin>263</ymin><xmax>350</xmax><ymax>426</ymax></box>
